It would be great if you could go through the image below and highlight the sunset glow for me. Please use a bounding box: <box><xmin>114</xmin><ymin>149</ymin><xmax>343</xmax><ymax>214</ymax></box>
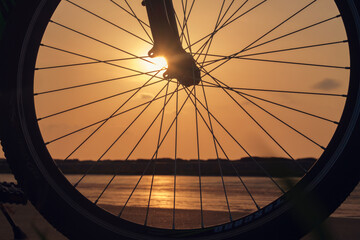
<box><xmin>144</xmin><ymin>56</ymin><xmax>168</xmax><ymax>73</ymax></box>
<box><xmin>13</xmin><ymin>0</ymin><xmax>358</xmax><ymax>232</ymax></box>
<box><xmin>34</xmin><ymin>0</ymin><xmax>349</xmax><ymax>162</ymax></box>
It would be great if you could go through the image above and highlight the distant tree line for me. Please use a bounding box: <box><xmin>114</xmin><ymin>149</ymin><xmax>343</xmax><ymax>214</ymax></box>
<box><xmin>0</xmin><ymin>157</ymin><xmax>316</xmax><ymax>177</ymax></box>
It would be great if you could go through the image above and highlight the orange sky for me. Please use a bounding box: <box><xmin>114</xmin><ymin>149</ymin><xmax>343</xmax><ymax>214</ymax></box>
<box><xmin>17</xmin><ymin>0</ymin><xmax>350</xmax><ymax>161</ymax></box>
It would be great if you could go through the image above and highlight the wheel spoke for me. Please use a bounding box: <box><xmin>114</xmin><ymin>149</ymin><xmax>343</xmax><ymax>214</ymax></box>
<box><xmin>220</xmin><ymin>56</ymin><xmax>350</xmax><ymax>69</ymax></box>
<box><xmin>207</xmin><ymin>0</ymin><xmax>249</xmax><ymax>38</ymax></box>
<box><xmin>46</xmin><ymin>84</ymin><xmax>183</xmax><ymax>145</ymax></box>
<box><xmin>37</xmin><ymin>77</ymin><xmax>164</xmax><ymax>121</ymax></box>
<box><xmin>197</xmin><ymin>0</ymin><xmax>228</xmax><ymax>65</ymax></box>
<box><xmin>65</xmin><ymin>0</ymin><xmax>152</xmax><ymax>45</ymax></box>
<box><xmin>203</xmin><ymin>72</ymin><xmax>339</xmax><ymax>148</ymax></box>
<box><xmin>35</xmin><ymin>56</ymin><xmax>149</xmax><ymax>70</ymax></box>
<box><xmin>144</xmin><ymin>83</ymin><xmax>169</xmax><ymax>226</ymax></box>
<box><xmin>174</xmin><ymin>8</ymin><xmax>191</xmax><ymax>49</ymax></box>
<box><xmin>179</xmin><ymin>0</ymin><xmax>195</xmax><ymax>45</ymax></box>
<box><xmin>192</xmin><ymin>0</ymin><xmax>249</xmax><ymax>60</ymax></box>
<box><xmin>199</xmin><ymin>40</ymin><xmax>349</xmax><ymax>67</ymax></box>
<box><xmin>196</xmin><ymin>0</ymin><xmax>249</xmax><ymax>63</ymax></box>
<box><xmin>199</xmin><ymin>81</ymin><xmax>260</xmax><ymax>210</ymax></box>
<box><xmin>204</xmin><ymin>70</ymin><xmax>305</xmax><ymax>172</ymax></box>
<box><xmin>183</xmin><ymin>88</ymin><xmax>285</xmax><ymax>193</ymax></box>
<box><xmin>183</xmin><ymin>87</ymin><xmax>284</xmax><ymax>197</ymax></box>
<box><xmin>172</xmin><ymin>82</ymin><xmax>179</xmax><ymax>229</ymax></box>
<box><xmin>187</xmin><ymin>0</ymin><xmax>266</xmax><ymax>52</ymax></box>
<box><xmin>117</xmin><ymin>87</ymin><xmax>196</xmax><ymax>218</ymax></box>
<box><xmin>238</xmin><ymin>40</ymin><xmax>348</xmax><ymax>58</ymax></box>
<box><xmin>76</xmin><ymin>80</ymin><xmax>174</xmax><ymax>190</ymax></box>
<box><xmin>39</xmin><ymin>44</ymin><xmax>164</xmax><ymax>80</ymax></box>
<box><xmin>241</xmin><ymin>0</ymin><xmax>317</xmax><ymax>53</ymax></box>
<box><xmin>191</xmin><ymin>84</ymin><xmax>206</xmax><ymax>227</ymax></box>
<box><xmin>238</xmin><ymin>93</ymin><xmax>325</xmax><ymax>150</ymax></box>
<box><xmin>63</xmin><ymin>72</ymin><xmax>163</xmax><ymax>161</ymax></box>
<box><xmin>49</xmin><ymin>20</ymin><xmax>155</xmax><ymax>65</ymax></box>
<box><xmin>200</xmin><ymin>75</ymin><xmax>341</xmax><ymax>124</ymax></box>
<box><xmin>179</xmin><ymin>0</ymin><xmax>187</xmax><ymax>44</ymax></box>
<box><xmin>199</xmin><ymin>81</ymin><xmax>347</xmax><ymax>97</ymax></box>
<box><xmin>205</xmin><ymin>13</ymin><xmax>342</xmax><ymax>75</ymax></box>
<box><xmin>109</xmin><ymin>0</ymin><xmax>151</xmax><ymax>29</ymax></box>
<box><xmin>192</xmin><ymin>83</ymin><xmax>234</xmax><ymax>222</ymax></box>
<box><xmin>183</xmin><ymin>0</ymin><xmax>195</xmax><ymax>53</ymax></box>
<box><xmin>243</xmin><ymin>15</ymin><xmax>342</xmax><ymax>54</ymax></box>
<box><xmin>202</xmin><ymin>79</ymin><xmax>326</xmax><ymax>150</ymax></box>
<box><xmin>97</xmin><ymin>81</ymin><xmax>175</xmax><ymax>207</ymax></box>
<box><xmin>102</xmin><ymin>86</ymin><xmax>194</xmax><ymax>216</ymax></box>
<box><xmin>122</xmin><ymin>0</ymin><xmax>153</xmax><ymax>43</ymax></box>
<box><xmin>34</xmin><ymin>69</ymin><xmax>162</xmax><ymax>96</ymax></box>
<box><xmin>144</xmin><ymin>161</ymin><xmax>156</xmax><ymax>226</ymax></box>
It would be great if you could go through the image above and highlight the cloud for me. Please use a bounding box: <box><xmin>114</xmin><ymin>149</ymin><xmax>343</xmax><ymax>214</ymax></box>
<box><xmin>139</xmin><ymin>93</ymin><xmax>154</xmax><ymax>100</ymax></box>
<box><xmin>313</xmin><ymin>78</ymin><xmax>341</xmax><ymax>90</ymax></box>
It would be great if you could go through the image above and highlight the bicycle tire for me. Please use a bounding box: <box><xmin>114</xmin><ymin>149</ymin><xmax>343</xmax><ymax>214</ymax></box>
<box><xmin>1</xmin><ymin>0</ymin><xmax>360</xmax><ymax>239</ymax></box>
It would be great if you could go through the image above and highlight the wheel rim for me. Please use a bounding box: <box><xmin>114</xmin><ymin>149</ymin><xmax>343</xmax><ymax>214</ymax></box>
<box><xmin>15</xmin><ymin>0</ymin><xmax>360</xmax><ymax>237</ymax></box>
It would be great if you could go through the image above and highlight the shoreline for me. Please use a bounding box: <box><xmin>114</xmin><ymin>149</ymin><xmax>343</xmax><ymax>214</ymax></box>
<box><xmin>0</xmin><ymin>203</ymin><xmax>359</xmax><ymax>239</ymax></box>
<box><xmin>0</xmin><ymin>158</ymin><xmax>316</xmax><ymax>177</ymax></box>
<box><xmin>99</xmin><ymin>204</ymin><xmax>253</xmax><ymax>229</ymax></box>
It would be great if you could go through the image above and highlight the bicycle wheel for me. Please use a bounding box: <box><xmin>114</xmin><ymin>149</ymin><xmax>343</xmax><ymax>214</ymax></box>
<box><xmin>1</xmin><ymin>0</ymin><xmax>360</xmax><ymax>239</ymax></box>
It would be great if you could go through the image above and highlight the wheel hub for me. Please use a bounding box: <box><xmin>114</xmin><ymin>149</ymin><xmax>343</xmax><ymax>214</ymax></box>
<box><xmin>143</xmin><ymin>0</ymin><xmax>201</xmax><ymax>87</ymax></box>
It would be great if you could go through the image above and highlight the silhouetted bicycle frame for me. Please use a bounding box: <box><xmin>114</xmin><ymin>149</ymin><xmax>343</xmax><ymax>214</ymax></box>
<box><xmin>1</xmin><ymin>1</ymin><xmax>360</xmax><ymax>239</ymax></box>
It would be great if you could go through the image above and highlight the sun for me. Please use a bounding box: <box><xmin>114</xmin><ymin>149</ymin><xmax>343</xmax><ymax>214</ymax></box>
<box><xmin>143</xmin><ymin>56</ymin><xmax>168</xmax><ymax>72</ymax></box>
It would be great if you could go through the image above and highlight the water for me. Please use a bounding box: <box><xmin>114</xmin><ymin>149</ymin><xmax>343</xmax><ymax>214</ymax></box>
<box><xmin>68</xmin><ymin>175</ymin><xmax>292</xmax><ymax>213</ymax></box>
<box><xmin>1</xmin><ymin>173</ymin><xmax>359</xmax><ymax>220</ymax></box>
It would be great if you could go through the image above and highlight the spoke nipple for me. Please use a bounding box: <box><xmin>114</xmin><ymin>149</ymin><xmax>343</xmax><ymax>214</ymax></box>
<box><xmin>148</xmin><ymin>48</ymin><xmax>156</xmax><ymax>58</ymax></box>
<box><xmin>345</xmin><ymin>67</ymin><xmax>350</xmax><ymax>70</ymax></box>
<box><xmin>141</xmin><ymin>0</ymin><xmax>146</xmax><ymax>6</ymax></box>
<box><xmin>333</xmin><ymin>121</ymin><xmax>339</xmax><ymax>125</ymax></box>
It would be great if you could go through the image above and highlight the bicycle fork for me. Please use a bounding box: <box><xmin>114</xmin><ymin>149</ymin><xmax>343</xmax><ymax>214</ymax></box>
<box><xmin>143</xmin><ymin>0</ymin><xmax>201</xmax><ymax>87</ymax></box>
